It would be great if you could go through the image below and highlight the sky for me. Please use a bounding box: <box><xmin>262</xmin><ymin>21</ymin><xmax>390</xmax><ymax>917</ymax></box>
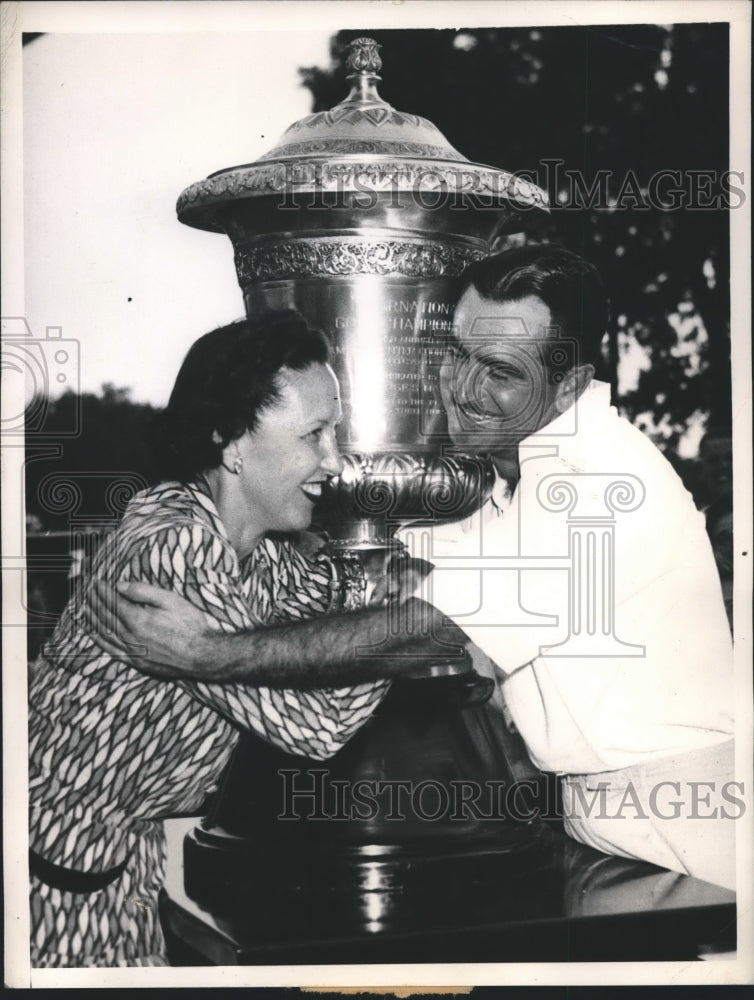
<box><xmin>22</xmin><ymin>30</ymin><xmax>332</xmax><ymax>405</ymax></box>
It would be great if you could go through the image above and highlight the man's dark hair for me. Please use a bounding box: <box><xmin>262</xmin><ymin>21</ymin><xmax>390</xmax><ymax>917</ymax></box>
<box><xmin>461</xmin><ymin>243</ymin><xmax>609</xmax><ymax>371</ymax></box>
<box><xmin>152</xmin><ymin>310</ymin><xmax>330</xmax><ymax>482</ymax></box>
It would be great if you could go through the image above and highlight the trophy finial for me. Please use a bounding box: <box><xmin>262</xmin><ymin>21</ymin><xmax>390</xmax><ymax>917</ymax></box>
<box><xmin>346</xmin><ymin>37</ymin><xmax>382</xmax><ymax>77</ymax></box>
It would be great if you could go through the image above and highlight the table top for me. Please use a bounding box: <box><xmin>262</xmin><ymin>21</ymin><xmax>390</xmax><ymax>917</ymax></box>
<box><xmin>160</xmin><ymin>820</ymin><xmax>736</xmax><ymax>966</ymax></box>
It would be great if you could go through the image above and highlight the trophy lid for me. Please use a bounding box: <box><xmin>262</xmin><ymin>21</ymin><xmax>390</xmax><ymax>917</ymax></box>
<box><xmin>177</xmin><ymin>37</ymin><xmax>548</xmax><ymax>233</ymax></box>
<box><xmin>257</xmin><ymin>37</ymin><xmax>467</xmax><ymax>163</ymax></box>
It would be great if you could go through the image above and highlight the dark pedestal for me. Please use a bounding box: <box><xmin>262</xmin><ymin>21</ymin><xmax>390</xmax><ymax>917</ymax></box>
<box><xmin>160</xmin><ymin>669</ymin><xmax>736</xmax><ymax>966</ymax></box>
<box><xmin>160</xmin><ymin>824</ymin><xmax>736</xmax><ymax>965</ymax></box>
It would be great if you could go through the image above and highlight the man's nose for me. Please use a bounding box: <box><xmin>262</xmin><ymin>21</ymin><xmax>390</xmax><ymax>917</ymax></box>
<box><xmin>453</xmin><ymin>359</ymin><xmax>490</xmax><ymax>412</ymax></box>
<box><xmin>320</xmin><ymin>429</ymin><xmax>344</xmax><ymax>477</ymax></box>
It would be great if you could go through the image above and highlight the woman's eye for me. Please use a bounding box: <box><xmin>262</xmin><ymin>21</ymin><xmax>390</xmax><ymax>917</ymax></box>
<box><xmin>305</xmin><ymin>428</ymin><xmax>324</xmax><ymax>441</ymax></box>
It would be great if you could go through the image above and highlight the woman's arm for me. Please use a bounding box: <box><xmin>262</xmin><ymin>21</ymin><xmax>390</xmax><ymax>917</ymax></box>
<box><xmin>87</xmin><ymin>516</ymin><xmax>462</xmax><ymax>760</ymax></box>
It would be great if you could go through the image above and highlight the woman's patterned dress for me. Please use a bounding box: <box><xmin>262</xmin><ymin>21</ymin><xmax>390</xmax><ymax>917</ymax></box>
<box><xmin>28</xmin><ymin>479</ymin><xmax>389</xmax><ymax>967</ymax></box>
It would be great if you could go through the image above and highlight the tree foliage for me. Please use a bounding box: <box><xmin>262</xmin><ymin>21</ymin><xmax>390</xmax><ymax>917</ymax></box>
<box><xmin>25</xmin><ymin>385</ymin><xmax>161</xmax><ymax>533</ymax></box>
<box><xmin>24</xmin><ymin>386</ymin><xmax>162</xmax><ymax>655</ymax></box>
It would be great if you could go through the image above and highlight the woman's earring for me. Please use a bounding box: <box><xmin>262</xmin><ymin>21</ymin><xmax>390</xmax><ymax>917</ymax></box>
<box><xmin>233</xmin><ymin>458</ymin><xmax>243</xmax><ymax>475</ymax></box>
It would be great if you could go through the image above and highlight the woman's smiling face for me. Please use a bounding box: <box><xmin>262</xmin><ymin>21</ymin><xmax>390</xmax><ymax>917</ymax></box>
<box><xmin>235</xmin><ymin>362</ymin><xmax>343</xmax><ymax>536</ymax></box>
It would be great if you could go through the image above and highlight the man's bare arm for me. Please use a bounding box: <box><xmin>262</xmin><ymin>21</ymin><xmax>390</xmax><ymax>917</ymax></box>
<box><xmin>90</xmin><ymin>581</ymin><xmax>466</xmax><ymax>686</ymax></box>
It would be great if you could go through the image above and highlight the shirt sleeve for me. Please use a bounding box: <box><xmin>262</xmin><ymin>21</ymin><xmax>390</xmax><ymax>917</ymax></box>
<box><xmin>118</xmin><ymin>521</ymin><xmax>388</xmax><ymax>761</ymax></box>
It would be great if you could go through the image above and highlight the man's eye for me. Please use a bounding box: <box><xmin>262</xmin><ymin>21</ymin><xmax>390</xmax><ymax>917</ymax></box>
<box><xmin>487</xmin><ymin>364</ymin><xmax>521</xmax><ymax>381</ymax></box>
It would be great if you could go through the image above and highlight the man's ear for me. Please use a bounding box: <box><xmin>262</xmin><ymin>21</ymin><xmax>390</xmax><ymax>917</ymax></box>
<box><xmin>554</xmin><ymin>364</ymin><xmax>595</xmax><ymax>414</ymax></box>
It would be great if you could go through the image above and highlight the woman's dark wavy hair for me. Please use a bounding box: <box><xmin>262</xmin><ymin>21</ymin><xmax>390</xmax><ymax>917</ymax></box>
<box><xmin>152</xmin><ymin>310</ymin><xmax>330</xmax><ymax>482</ymax></box>
<box><xmin>462</xmin><ymin>243</ymin><xmax>609</xmax><ymax>372</ymax></box>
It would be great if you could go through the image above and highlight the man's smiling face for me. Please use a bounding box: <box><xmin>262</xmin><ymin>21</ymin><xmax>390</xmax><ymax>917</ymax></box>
<box><xmin>441</xmin><ymin>289</ymin><xmax>565</xmax><ymax>456</ymax></box>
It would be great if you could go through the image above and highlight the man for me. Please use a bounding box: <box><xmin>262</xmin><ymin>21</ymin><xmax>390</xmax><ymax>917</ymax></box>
<box><xmin>400</xmin><ymin>243</ymin><xmax>736</xmax><ymax>889</ymax></box>
<box><xmin>107</xmin><ymin>245</ymin><xmax>736</xmax><ymax>888</ymax></box>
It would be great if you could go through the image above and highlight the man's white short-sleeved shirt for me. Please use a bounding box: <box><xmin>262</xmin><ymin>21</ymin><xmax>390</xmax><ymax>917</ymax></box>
<box><xmin>399</xmin><ymin>381</ymin><xmax>734</xmax><ymax>775</ymax></box>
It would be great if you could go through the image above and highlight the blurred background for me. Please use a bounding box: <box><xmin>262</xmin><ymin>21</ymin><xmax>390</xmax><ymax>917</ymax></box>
<box><xmin>19</xmin><ymin>24</ymin><xmax>734</xmax><ymax>652</ymax></box>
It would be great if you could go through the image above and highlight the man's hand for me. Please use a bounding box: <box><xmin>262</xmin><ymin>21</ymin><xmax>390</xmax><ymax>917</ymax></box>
<box><xmin>87</xmin><ymin>581</ymin><xmax>215</xmax><ymax>680</ymax></box>
<box><xmin>362</xmin><ymin>551</ymin><xmax>433</xmax><ymax>606</ymax></box>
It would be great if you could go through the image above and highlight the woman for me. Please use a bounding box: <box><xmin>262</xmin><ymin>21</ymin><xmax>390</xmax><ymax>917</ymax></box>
<box><xmin>28</xmin><ymin>311</ymin><xmax>407</xmax><ymax>967</ymax></box>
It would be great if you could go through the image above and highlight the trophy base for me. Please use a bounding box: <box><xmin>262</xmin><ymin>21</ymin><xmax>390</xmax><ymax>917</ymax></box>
<box><xmin>182</xmin><ymin>821</ymin><xmax>551</xmax><ymax>936</ymax></box>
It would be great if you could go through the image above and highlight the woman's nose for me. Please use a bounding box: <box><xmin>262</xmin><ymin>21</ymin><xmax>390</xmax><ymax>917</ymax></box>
<box><xmin>320</xmin><ymin>429</ymin><xmax>344</xmax><ymax>477</ymax></box>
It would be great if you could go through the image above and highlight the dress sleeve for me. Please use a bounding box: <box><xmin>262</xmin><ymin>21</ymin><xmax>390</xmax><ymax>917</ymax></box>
<box><xmin>240</xmin><ymin>536</ymin><xmax>338</xmax><ymax>622</ymax></box>
<box><xmin>119</xmin><ymin>521</ymin><xmax>388</xmax><ymax>760</ymax></box>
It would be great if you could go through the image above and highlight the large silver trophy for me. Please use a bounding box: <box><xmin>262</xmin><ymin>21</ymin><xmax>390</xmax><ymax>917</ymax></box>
<box><xmin>178</xmin><ymin>37</ymin><xmax>548</xmax><ymax>558</ymax></box>
<box><xmin>175</xmin><ymin>39</ymin><xmax>551</xmax><ymax>914</ymax></box>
